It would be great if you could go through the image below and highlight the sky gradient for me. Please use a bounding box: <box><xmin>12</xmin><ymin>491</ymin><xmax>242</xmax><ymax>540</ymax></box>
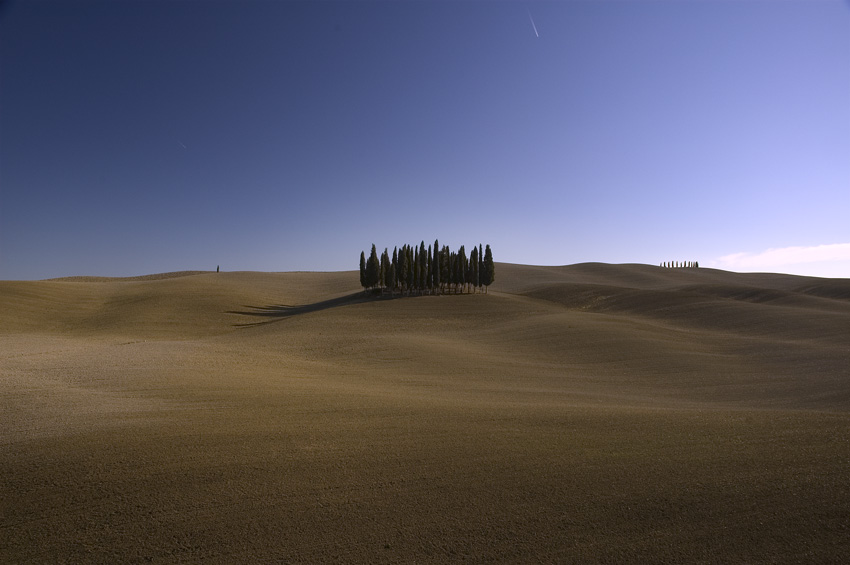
<box><xmin>2</xmin><ymin>0</ymin><xmax>849</xmax><ymax>280</ymax></box>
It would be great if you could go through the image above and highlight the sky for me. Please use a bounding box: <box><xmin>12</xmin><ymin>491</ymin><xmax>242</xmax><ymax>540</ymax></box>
<box><xmin>1</xmin><ymin>0</ymin><xmax>848</xmax><ymax>280</ymax></box>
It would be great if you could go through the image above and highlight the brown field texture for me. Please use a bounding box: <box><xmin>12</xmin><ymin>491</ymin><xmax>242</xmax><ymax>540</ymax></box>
<box><xmin>2</xmin><ymin>263</ymin><xmax>849</xmax><ymax>563</ymax></box>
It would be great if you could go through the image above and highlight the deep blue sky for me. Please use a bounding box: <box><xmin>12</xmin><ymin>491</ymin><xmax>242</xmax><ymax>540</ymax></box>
<box><xmin>2</xmin><ymin>0</ymin><xmax>849</xmax><ymax>279</ymax></box>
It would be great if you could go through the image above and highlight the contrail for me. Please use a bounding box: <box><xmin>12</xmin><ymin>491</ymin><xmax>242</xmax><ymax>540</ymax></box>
<box><xmin>527</xmin><ymin>8</ymin><xmax>539</xmax><ymax>38</ymax></box>
<box><xmin>177</xmin><ymin>140</ymin><xmax>187</xmax><ymax>149</ymax></box>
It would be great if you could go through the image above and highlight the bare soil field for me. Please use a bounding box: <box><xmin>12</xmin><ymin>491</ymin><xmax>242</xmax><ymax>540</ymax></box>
<box><xmin>2</xmin><ymin>263</ymin><xmax>849</xmax><ymax>563</ymax></box>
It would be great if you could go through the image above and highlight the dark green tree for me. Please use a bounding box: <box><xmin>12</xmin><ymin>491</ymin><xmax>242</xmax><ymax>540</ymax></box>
<box><xmin>427</xmin><ymin>244</ymin><xmax>433</xmax><ymax>292</ymax></box>
<box><xmin>391</xmin><ymin>247</ymin><xmax>399</xmax><ymax>292</ymax></box>
<box><xmin>398</xmin><ymin>245</ymin><xmax>408</xmax><ymax>292</ymax></box>
<box><xmin>433</xmin><ymin>239</ymin><xmax>440</xmax><ymax>290</ymax></box>
<box><xmin>440</xmin><ymin>245</ymin><xmax>450</xmax><ymax>292</ymax></box>
<box><xmin>419</xmin><ymin>241</ymin><xmax>427</xmax><ymax>292</ymax></box>
<box><xmin>482</xmin><ymin>244</ymin><xmax>495</xmax><ymax>293</ymax></box>
<box><xmin>366</xmin><ymin>244</ymin><xmax>380</xmax><ymax>289</ymax></box>
<box><xmin>457</xmin><ymin>245</ymin><xmax>467</xmax><ymax>293</ymax></box>
<box><xmin>470</xmin><ymin>245</ymin><xmax>479</xmax><ymax>292</ymax></box>
<box><xmin>359</xmin><ymin>251</ymin><xmax>367</xmax><ymax>291</ymax></box>
<box><xmin>407</xmin><ymin>245</ymin><xmax>415</xmax><ymax>295</ymax></box>
<box><xmin>380</xmin><ymin>248</ymin><xmax>390</xmax><ymax>291</ymax></box>
<box><xmin>449</xmin><ymin>246</ymin><xmax>455</xmax><ymax>292</ymax></box>
<box><xmin>446</xmin><ymin>250</ymin><xmax>454</xmax><ymax>292</ymax></box>
<box><xmin>387</xmin><ymin>249</ymin><xmax>396</xmax><ymax>294</ymax></box>
<box><xmin>413</xmin><ymin>245</ymin><xmax>420</xmax><ymax>294</ymax></box>
<box><xmin>478</xmin><ymin>244</ymin><xmax>484</xmax><ymax>291</ymax></box>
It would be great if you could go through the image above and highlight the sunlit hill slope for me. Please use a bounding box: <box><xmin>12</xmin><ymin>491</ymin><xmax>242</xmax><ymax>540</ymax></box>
<box><xmin>3</xmin><ymin>262</ymin><xmax>848</xmax><ymax>409</ymax></box>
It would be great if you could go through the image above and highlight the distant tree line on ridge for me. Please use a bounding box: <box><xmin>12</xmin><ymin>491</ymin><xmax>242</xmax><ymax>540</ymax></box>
<box><xmin>360</xmin><ymin>240</ymin><xmax>494</xmax><ymax>295</ymax></box>
<box><xmin>661</xmin><ymin>261</ymin><xmax>699</xmax><ymax>268</ymax></box>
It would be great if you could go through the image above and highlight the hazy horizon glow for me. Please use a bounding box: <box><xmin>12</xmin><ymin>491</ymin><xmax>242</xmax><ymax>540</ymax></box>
<box><xmin>1</xmin><ymin>1</ymin><xmax>848</xmax><ymax>280</ymax></box>
<box><xmin>710</xmin><ymin>243</ymin><xmax>850</xmax><ymax>278</ymax></box>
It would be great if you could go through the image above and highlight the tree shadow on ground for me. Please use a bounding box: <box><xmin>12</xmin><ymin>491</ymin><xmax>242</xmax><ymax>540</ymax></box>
<box><xmin>227</xmin><ymin>291</ymin><xmax>379</xmax><ymax>327</ymax></box>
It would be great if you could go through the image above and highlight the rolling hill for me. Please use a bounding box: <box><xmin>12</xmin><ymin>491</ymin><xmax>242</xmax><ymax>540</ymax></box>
<box><xmin>2</xmin><ymin>263</ymin><xmax>849</xmax><ymax>562</ymax></box>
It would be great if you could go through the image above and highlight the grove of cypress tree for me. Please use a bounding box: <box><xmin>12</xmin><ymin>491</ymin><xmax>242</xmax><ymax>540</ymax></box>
<box><xmin>359</xmin><ymin>241</ymin><xmax>494</xmax><ymax>296</ymax></box>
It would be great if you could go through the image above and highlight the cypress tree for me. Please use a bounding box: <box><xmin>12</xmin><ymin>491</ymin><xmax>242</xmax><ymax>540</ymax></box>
<box><xmin>398</xmin><ymin>245</ymin><xmax>408</xmax><ymax>292</ymax></box>
<box><xmin>482</xmin><ymin>244</ymin><xmax>495</xmax><ymax>293</ymax></box>
<box><xmin>359</xmin><ymin>251</ymin><xmax>367</xmax><ymax>290</ymax></box>
<box><xmin>427</xmin><ymin>244</ymin><xmax>433</xmax><ymax>293</ymax></box>
<box><xmin>392</xmin><ymin>247</ymin><xmax>399</xmax><ymax>291</ymax></box>
<box><xmin>470</xmin><ymin>245</ymin><xmax>479</xmax><ymax>293</ymax></box>
<box><xmin>433</xmin><ymin>239</ymin><xmax>440</xmax><ymax>291</ymax></box>
<box><xmin>448</xmin><ymin>250</ymin><xmax>456</xmax><ymax>293</ymax></box>
<box><xmin>407</xmin><ymin>245</ymin><xmax>415</xmax><ymax>294</ymax></box>
<box><xmin>464</xmin><ymin>248</ymin><xmax>470</xmax><ymax>292</ymax></box>
<box><xmin>419</xmin><ymin>241</ymin><xmax>427</xmax><ymax>291</ymax></box>
<box><xmin>478</xmin><ymin>244</ymin><xmax>484</xmax><ymax>291</ymax></box>
<box><xmin>414</xmin><ymin>246</ymin><xmax>420</xmax><ymax>294</ymax></box>
<box><xmin>380</xmin><ymin>249</ymin><xmax>388</xmax><ymax>290</ymax></box>
<box><xmin>366</xmin><ymin>244</ymin><xmax>380</xmax><ymax>289</ymax></box>
<box><xmin>456</xmin><ymin>246</ymin><xmax>467</xmax><ymax>293</ymax></box>
<box><xmin>387</xmin><ymin>249</ymin><xmax>396</xmax><ymax>295</ymax></box>
<box><xmin>441</xmin><ymin>245</ymin><xmax>450</xmax><ymax>293</ymax></box>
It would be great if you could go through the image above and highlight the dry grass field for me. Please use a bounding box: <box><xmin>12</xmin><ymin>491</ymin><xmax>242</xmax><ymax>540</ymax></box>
<box><xmin>2</xmin><ymin>263</ymin><xmax>849</xmax><ymax>563</ymax></box>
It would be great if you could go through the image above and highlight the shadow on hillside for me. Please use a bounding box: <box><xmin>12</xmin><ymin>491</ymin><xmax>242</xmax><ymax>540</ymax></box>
<box><xmin>228</xmin><ymin>291</ymin><xmax>374</xmax><ymax>327</ymax></box>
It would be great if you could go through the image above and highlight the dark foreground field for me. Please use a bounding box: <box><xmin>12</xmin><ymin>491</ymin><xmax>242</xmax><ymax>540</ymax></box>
<box><xmin>2</xmin><ymin>263</ymin><xmax>849</xmax><ymax>563</ymax></box>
